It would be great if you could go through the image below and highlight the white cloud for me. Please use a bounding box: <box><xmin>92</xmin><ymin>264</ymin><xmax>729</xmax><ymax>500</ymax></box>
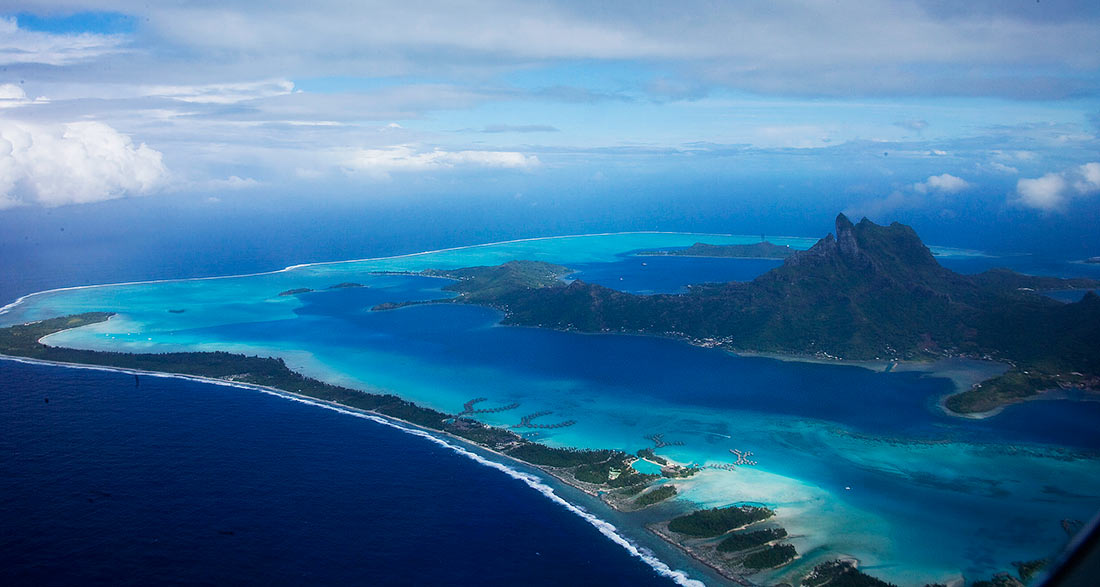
<box><xmin>987</xmin><ymin>161</ymin><xmax>1019</xmax><ymax>175</ymax></box>
<box><xmin>207</xmin><ymin>175</ymin><xmax>260</xmax><ymax>189</ymax></box>
<box><xmin>1016</xmin><ymin>173</ymin><xmax>1067</xmax><ymax>212</ymax></box>
<box><xmin>1075</xmin><ymin>162</ymin><xmax>1100</xmax><ymax>193</ymax></box>
<box><xmin>848</xmin><ymin>172</ymin><xmax>973</xmax><ymax>217</ymax></box>
<box><xmin>913</xmin><ymin>173</ymin><xmax>970</xmax><ymax>194</ymax></box>
<box><xmin>0</xmin><ymin>17</ymin><xmax>128</xmax><ymax>66</ymax></box>
<box><xmin>1014</xmin><ymin>162</ymin><xmax>1100</xmax><ymax>212</ymax></box>
<box><xmin>15</xmin><ymin>1</ymin><xmax>1097</xmax><ymax>99</ymax></box>
<box><xmin>0</xmin><ymin>83</ymin><xmax>49</xmax><ymax>109</ymax></box>
<box><xmin>141</xmin><ymin>79</ymin><xmax>295</xmax><ymax>104</ymax></box>
<box><xmin>0</xmin><ymin>120</ymin><xmax>167</xmax><ymax>208</ymax></box>
<box><xmin>341</xmin><ymin>145</ymin><xmax>539</xmax><ymax>179</ymax></box>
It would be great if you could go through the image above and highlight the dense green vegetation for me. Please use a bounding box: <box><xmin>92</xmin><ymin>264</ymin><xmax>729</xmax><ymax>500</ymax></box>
<box><xmin>742</xmin><ymin>543</ymin><xmax>796</xmax><ymax>569</ymax></box>
<box><xmin>717</xmin><ymin>527</ymin><xmax>788</xmax><ymax>552</ymax></box>
<box><xmin>424</xmin><ymin>260</ymin><xmax>572</xmax><ymax>303</ymax></box>
<box><xmin>637</xmin><ymin>241</ymin><xmax>795</xmax><ymax>259</ymax></box>
<box><xmin>327</xmin><ymin>282</ymin><xmax>364</xmax><ymax>289</ymax></box>
<box><xmin>278</xmin><ymin>288</ymin><xmax>313</xmax><ymax>296</ymax></box>
<box><xmin>634</xmin><ymin>484</ymin><xmax>677</xmax><ymax>507</ymax></box>
<box><xmin>411</xmin><ymin>214</ymin><xmax>1100</xmax><ymax>413</ymax></box>
<box><xmin>607</xmin><ymin>471</ymin><xmax>660</xmax><ymax>488</ymax></box>
<box><xmin>573</xmin><ymin>460</ymin><xmax>615</xmax><ymax>483</ymax></box>
<box><xmin>504</xmin><ymin>443</ymin><xmax>621</xmax><ymax>468</ymax></box>
<box><xmin>667</xmin><ymin>505</ymin><xmax>774</xmax><ymax>537</ymax></box>
<box><xmin>945</xmin><ymin>370</ymin><xmax>1064</xmax><ymax>413</ymax></box>
<box><xmin>662</xmin><ymin>466</ymin><xmax>700</xmax><ymax>478</ymax></box>
<box><xmin>802</xmin><ymin>560</ymin><xmax>897</xmax><ymax>587</ymax></box>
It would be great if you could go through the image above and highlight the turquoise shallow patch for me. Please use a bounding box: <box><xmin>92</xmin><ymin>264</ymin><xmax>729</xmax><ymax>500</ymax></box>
<box><xmin>631</xmin><ymin>459</ymin><xmax>664</xmax><ymax>475</ymax></box>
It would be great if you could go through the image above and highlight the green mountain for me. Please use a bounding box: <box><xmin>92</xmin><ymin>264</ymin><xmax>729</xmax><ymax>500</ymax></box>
<box><xmin>414</xmin><ymin>215</ymin><xmax>1100</xmax><ymax>413</ymax></box>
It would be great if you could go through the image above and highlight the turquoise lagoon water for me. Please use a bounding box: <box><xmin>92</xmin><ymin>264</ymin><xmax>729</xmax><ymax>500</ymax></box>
<box><xmin>4</xmin><ymin>232</ymin><xmax>1100</xmax><ymax>586</ymax></box>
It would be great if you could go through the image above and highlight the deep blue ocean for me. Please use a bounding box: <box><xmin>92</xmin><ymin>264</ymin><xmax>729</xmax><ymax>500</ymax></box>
<box><xmin>0</xmin><ymin>360</ymin><xmax>680</xmax><ymax>586</ymax></box>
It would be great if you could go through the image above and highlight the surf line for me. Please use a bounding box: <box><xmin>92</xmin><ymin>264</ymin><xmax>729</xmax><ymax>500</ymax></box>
<box><xmin>0</xmin><ymin>354</ymin><xmax>705</xmax><ymax>587</ymax></box>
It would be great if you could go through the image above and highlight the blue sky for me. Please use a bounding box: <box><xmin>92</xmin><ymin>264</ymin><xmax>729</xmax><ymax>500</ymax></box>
<box><xmin>0</xmin><ymin>1</ymin><xmax>1098</xmax><ymax>245</ymax></box>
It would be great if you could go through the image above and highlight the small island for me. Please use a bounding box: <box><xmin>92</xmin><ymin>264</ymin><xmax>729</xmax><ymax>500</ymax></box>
<box><xmin>278</xmin><ymin>288</ymin><xmax>314</xmax><ymax>296</ymax></box>
<box><xmin>666</xmin><ymin>505</ymin><xmax>775</xmax><ymax>537</ymax></box>
<box><xmin>637</xmin><ymin>241</ymin><xmax>795</xmax><ymax>259</ymax></box>
<box><xmin>634</xmin><ymin>484</ymin><xmax>677</xmax><ymax>507</ymax></box>
<box><xmin>326</xmin><ymin>282</ymin><xmax>365</xmax><ymax>289</ymax></box>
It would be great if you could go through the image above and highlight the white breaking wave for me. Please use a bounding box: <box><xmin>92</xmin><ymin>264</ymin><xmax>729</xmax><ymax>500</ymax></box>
<box><xmin>0</xmin><ymin>355</ymin><xmax>706</xmax><ymax>587</ymax></box>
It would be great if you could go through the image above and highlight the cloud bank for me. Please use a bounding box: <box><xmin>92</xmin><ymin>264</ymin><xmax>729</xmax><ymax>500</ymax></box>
<box><xmin>0</xmin><ymin>120</ymin><xmax>167</xmax><ymax>208</ymax></box>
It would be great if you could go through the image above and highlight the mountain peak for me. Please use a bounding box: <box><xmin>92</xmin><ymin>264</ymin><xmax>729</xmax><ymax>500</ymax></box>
<box><xmin>785</xmin><ymin>214</ymin><xmax>945</xmax><ymax>282</ymax></box>
<box><xmin>835</xmin><ymin>213</ymin><xmax>855</xmax><ymax>234</ymax></box>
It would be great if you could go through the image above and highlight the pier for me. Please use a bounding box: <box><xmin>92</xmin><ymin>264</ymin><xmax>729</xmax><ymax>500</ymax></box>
<box><xmin>455</xmin><ymin>397</ymin><xmax>520</xmax><ymax>418</ymax></box>
<box><xmin>645</xmin><ymin>433</ymin><xmax>684</xmax><ymax>448</ymax></box>
<box><xmin>729</xmin><ymin>449</ymin><xmax>757</xmax><ymax>466</ymax></box>
<box><xmin>511</xmin><ymin>411</ymin><xmax>576</xmax><ymax>429</ymax></box>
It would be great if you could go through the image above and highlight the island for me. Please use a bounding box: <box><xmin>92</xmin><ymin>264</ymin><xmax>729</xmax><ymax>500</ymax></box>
<box><xmin>637</xmin><ymin>240</ymin><xmax>795</xmax><ymax>259</ymax></box>
<box><xmin>278</xmin><ymin>288</ymin><xmax>314</xmax><ymax>296</ymax></box>
<box><xmin>3</xmin><ymin>213</ymin><xmax>1088</xmax><ymax>586</ymax></box>
<box><xmin>375</xmin><ymin>214</ymin><xmax>1100</xmax><ymax>415</ymax></box>
<box><xmin>326</xmin><ymin>282</ymin><xmax>365</xmax><ymax>289</ymax></box>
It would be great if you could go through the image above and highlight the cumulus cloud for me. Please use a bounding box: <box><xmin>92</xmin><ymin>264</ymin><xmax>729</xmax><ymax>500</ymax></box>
<box><xmin>913</xmin><ymin>173</ymin><xmax>970</xmax><ymax>194</ymax></box>
<box><xmin>1075</xmin><ymin>162</ymin><xmax>1100</xmax><ymax>193</ymax></box>
<box><xmin>0</xmin><ymin>17</ymin><xmax>128</xmax><ymax>66</ymax></box>
<box><xmin>1015</xmin><ymin>162</ymin><xmax>1100</xmax><ymax>212</ymax></box>
<box><xmin>984</xmin><ymin>161</ymin><xmax>1019</xmax><ymax>175</ymax></box>
<box><xmin>846</xmin><ymin>172</ymin><xmax>973</xmax><ymax>218</ymax></box>
<box><xmin>0</xmin><ymin>83</ymin><xmax>49</xmax><ymax>109</ymax></box>
<box><xmin>341</xmin><ymin>145</ymin><xmax>539</xmax><ymax>179</ymax></box>
<box><xmin>0</xmin><ymin>120</ymin><xmax>167</xmax><ymax>208</ymax></box>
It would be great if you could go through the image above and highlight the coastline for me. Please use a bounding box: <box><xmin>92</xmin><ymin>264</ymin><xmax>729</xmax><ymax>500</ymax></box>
<box><xmin>731</xmin><ymin>350</ymin><xmax>1014</xmax><ymax>418</ymax></box>
<box><xmin>936</xmin><ymin>384</ymin><xmax>1100</xmax><ymax>420</ymax></box>
<box><xmin>0</xmin><ymin>351</ymin><xmax>719</xmax><ymax>587</ymax></box>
